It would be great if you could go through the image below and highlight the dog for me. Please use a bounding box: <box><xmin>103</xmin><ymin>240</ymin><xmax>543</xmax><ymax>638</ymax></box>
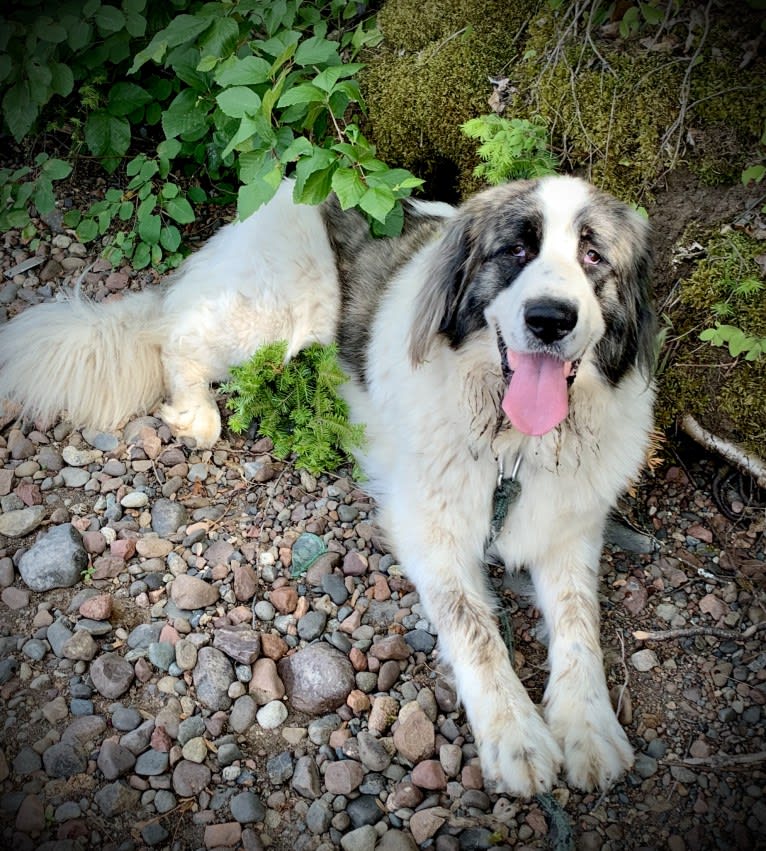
<box><xmin>0</xmin><ymin>175</ymin><xmax>655</xmax><ymax>796</ymax></box>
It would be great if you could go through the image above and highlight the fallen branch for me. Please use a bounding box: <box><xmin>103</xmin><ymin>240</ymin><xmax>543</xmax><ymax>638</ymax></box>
<box><xmin>668</xmin><ymin>751</ymin><xmax>766</xmax><ymax>770</ymax></box>
<box><xmin>681</xmin><ymin>414</ymin><xmax>766</xmax><ymax>489</ymax></box>
<box><xmin>633</xmin><ymin>622</ymin><xmax>766</xmax><ymax>642</ymax></box>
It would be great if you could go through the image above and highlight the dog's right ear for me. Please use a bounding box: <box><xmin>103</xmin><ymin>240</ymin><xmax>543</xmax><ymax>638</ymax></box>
<box><xmin>409</xmin><ymin>213</ymin><xmax>477</xmax><ymax>366</ymax></box>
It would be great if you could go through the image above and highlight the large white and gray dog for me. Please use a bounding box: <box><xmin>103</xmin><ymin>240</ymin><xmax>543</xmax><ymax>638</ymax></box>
<box><xmin>0</xmin><ymin>176</ymin><xmax>655</xmax><ymax>795</ymax></box>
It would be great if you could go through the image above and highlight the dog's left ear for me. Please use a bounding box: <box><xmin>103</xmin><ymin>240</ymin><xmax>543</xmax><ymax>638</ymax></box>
<box><xmin>409</xmin><ymin>212</ymin><xmax>478</xmax><ymax>366</ymax></box>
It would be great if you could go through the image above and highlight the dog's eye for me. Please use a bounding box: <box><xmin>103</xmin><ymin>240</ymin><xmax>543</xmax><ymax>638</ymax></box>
<box><xmin>510</xmin><ymin>244</ymin><xmax>527</xmax><ymax>259</ymax></box>
<box><xmin>584</xmin><ymin>248</ymin><xmax>601</xmax><ymax>265</ymax></box>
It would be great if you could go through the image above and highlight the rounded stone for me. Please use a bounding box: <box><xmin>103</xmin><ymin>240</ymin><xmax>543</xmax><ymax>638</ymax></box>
<box><xmin>89</xmin><ymin>652</ymin><xmax>135</xmax><ymax>699</ymax></box>
<box><xmin>278</xmin><ymin>642</ymin><xmax>355</xmax><ymax>715</ymax></box>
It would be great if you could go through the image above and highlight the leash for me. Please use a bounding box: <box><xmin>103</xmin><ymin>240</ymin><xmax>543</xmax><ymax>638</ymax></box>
<box><xmin>488</xmin><ymin>451</ymin><xmax>522</xmax><ymax>543</ymax></box>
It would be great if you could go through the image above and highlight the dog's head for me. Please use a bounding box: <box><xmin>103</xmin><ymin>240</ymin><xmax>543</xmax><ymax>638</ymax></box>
<box><xmin>409</xmin><ymin>176</ymin><xmax>655</xmax><ymax>436</ymax></box>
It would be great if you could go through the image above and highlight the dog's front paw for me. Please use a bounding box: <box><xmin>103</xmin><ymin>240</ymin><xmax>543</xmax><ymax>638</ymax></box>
<box><xmin>473</xmin><ymin>702</ymin><xmax>563</xmax><ymax>797</ymax></box>
<box><xmin>547</xmin><ymin>697</ymin><xmax>633</xmax><ymax>791</ymax></box>
<box><xmin>160</xmin><ymin>402</ymin><xmax>221</xmax><ymax>448</ymax></box>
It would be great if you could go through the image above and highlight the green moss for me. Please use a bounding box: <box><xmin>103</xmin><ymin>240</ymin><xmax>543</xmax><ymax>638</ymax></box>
<box><xmin>361</xmin><ymin>1</ymin><xmax>766</xmax><ymax>201</ymax></box>
<box><xmin>361</xmin><ymin>0</ymin><xmax>540</xmax><ymax>199</ymax></box>
<box><xmin>657</xmin><ymin>231</ymin><xmax>766</xmax><ymax>453</ymax></box>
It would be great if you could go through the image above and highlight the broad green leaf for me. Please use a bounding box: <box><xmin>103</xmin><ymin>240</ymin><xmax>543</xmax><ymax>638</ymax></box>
<box><xmin>32</xmin><ymin>178</ymin><xmax>55</xmax><ymax>214</ymax></box>
<box><xmin>161</xmin><ymin>182</ymin><xmax>179</xmax><ymax>199</ymax></box>
<box><xmin>367</xmin><ymin>168</ymin><xmax>424</xmax><ymax>193</ymax></box>
<box><xmin>293</xmin><ymin>36</ymin><xmax>340</xmax><ymax>67</ymax></box>
<box><xmin>76</xmin><ymin>218</ymin><xmax>99</xmax><ymax>242</ymax></box>
<box><xmin>199</xmin><ymin>16</ymin><xmax>239</xmax><ymax>59</ymax></box>
<box><xmin>197</xmin><ymin>56</ymin><xmax>218</xmax><ymax>72</ymax></box>
<box><xmin>62</xmin><ymin>210</ymin><xmax>81</xmax><ymax>227</ymax></box>
<box><xmin>85</xmin><ymin>111</ymin><xmax>131</xmax><ymax>159</ymax></box>
<box><xmin>280</xmin><ymin>136</ymin><xmax>313</xmax><ymax>163</ymax></box>
<box><xmin>40</xmin><ymin>158</ymin><xmax>72</xmax><ymax>180</ymax></box>
<box><xmin>123</xmin><ymin>0</ymin><xmax>147</xmax><ymax>15</ymax></box>
<box><xmin>237</xmin><ymin>172</ymin><xmax>281</xmax><ymax>220</ymax></box>
<box><xmin>160</xmin><ymin>224</ymin><xmax>182</xmax><ymax>252</ymax></box>
<box><xmin>26</xmin><ymin>60</ymin><xmax>53</xmax><ymax>106</ymax></box>
<box><xmin>132</xmin><ymin>241</ymin><xmax>151</xmax><ymax>269</ymax></box>
<box><xmin>3</xmin><ymin>81</ymin><xmax>39</xmax><ymax>141</ymax></box>
<box><xmin>164</xmin><ymin>195</ymin><xmax>195</xmax><ymax>224</ymax></box>
<box><xmin>157</xmin><ymin>138</ymin><xmax>182</xmax><ymax>160</ymax></box>
<box><xmin>313</xmin><ymin>63</ymin><xmax>364</xmax><ymax>93</ymax></box>
<box><xmin>371</xmin><ymin>201</ymin><xmax>404</xmax><ymax>237</ymax></box>
<box><xmin>124</xmin><ymin>11</ymin><xmax>147</xmax><ymax>38</ymax></box>
<box><xmin>118</xmin><ymin>201</ymin><xmax>134</xmax><ymax>221</ymax></box>
<box><xmin>358</xmin><ymin>185</ymin><xmax>396</xmax><ymax>223</ymax></box>
<box><xmin>742</xmin><ymin>164</ymin><xmax>765</xmax><ymax>186</ymax></box>
<box><xmin>215</xmin><ymin>55</ymin><xmax>272</xmax><ymax>87</ymax></box>
<box><xmin>37</xmin><ymin>21</ymin><xmax>68</xmax><ymax>44</ymax></box>
<box><xmin>216</xmin><ymin>86</ymin><xmax>261</xmax><ymax>118</ymax></box>
<box><xmin>49</xmin><ymin>62</ymin><xmax>74</xmax><ymax>98</ymax></box>
<box><xmin>277</xmin><ymin>83</ymin><xmax>324</xmax><ymax>108</ymax></box>
<box><xmin>294</xmin><ymin>164</ymin><xmax>335</xmax><ymax>206</ymax></box>
<box><xmin>162</xmin><ymin>89</ymin><xmax>211</xmax><ymax>139</ymax></box>
<box><xmin>138</xmin><ymin>212</ymin><xmax>161</xmax><ymax>244</ymax></box>
<box><xmin>331</xmin><ymin>167</ymin><xmax>366</xmax><ymax>209</ymax></box>
<box><xmin>221</xmin><ymin>116</ymin><xmax>259</xmax><ymax>158</ymax></box>
<box><xmin>126</xmin><ymin>154</ymin><xmax>147</xmax><ymax>177</ymax></box>
<box><xmin>67</xmin><ymin>20</ymin><xmax>91</xmax><ymax>51</ymax></box>
<box><xmin>108</xmin><ymin>82</ymin><xmax>152</xmax><ymax>116</ymax></box>
<box><xmin>160</xmin><ymin>14</ymin><xmax>213</xmax><ymax>48</ymax></box>
<box><xmin>95</xmin><ymin>5</ymin><xmax>126</xmax><ymax>33</ymax></box>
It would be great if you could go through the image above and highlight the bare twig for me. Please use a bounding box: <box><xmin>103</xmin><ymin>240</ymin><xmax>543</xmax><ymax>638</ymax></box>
<box><xmin>633</xmin><ymin>622</ymin><xmax>766</xmax><ymax>642</ymax></box>
<box><xmin>667</xmin><ymin>751</ymin><xmax>766</xmax><ymax>770</ymax></box>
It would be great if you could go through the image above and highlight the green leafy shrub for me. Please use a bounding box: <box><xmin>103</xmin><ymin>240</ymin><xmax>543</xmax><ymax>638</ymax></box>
<box><xmin>0</xmin><ymin>0</ymin><xmax>421</xmax><ymax>267</ymax></box>
<box><xmin>222</xmin><ymin>341</ymin><xmax>365</xmax><ymax>475</ymax></box>
<box><xmin>461</xmin><ymin>114</ymin><xmax>558</xmax><ymax>185</ymax></box>
<box><xmin>0</xmin><ymin>153</ymin><xmax>72</xmax><ymax>235</ymax></box>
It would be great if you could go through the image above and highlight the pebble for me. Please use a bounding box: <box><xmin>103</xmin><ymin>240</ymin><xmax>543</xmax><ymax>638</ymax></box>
<box><xmin>278</xmin><ymin>642</ymin><xmax>355</xmax><ymax>714</ymax></box>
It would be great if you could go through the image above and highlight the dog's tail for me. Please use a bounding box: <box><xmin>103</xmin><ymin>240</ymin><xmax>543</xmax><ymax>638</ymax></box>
<box><xmin>0</xmin><ymin>288</ymin><xmax>167</xmax><ymax>431</ymax></box>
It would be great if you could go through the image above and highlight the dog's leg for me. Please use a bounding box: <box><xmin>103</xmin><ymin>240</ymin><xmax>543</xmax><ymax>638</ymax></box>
<box><xmin>387</xmin><ymin>490</ymin><xmax>563</xmax><ymax>797</ymax></box>
<box><xmin>158</xmin><ymin>346</ymin><xmax>222</xmax><ymax>449</ymax></box>
<box><xmin>528</xmin><ymin>538</ymin><xmax>634</xmax><ymax>791</ymax></box>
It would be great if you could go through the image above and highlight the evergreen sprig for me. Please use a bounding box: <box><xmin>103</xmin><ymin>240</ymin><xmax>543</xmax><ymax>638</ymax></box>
<box><xmin>222</xmin><ymin>341</ymin><xmax>364</xmax><ymax>475</ymax></box>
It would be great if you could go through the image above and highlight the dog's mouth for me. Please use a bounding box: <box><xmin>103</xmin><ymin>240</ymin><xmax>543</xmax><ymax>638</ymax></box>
<box><xmin>496</xmin><ymin>330</ymin><xmax>580</xmax><ymax>436</ymax></box>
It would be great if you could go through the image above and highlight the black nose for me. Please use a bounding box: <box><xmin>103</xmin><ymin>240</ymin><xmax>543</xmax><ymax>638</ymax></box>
<box><xmin>524</xmin><ymin>298</ymin><xmax>578</xmax><ymax>344</ymax></box>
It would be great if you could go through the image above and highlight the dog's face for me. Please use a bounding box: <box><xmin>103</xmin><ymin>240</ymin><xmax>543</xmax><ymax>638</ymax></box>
<box><xmin>410</xmin><ymin>176</ymin><xmax>655</xmax><ymax>435</ymax></box>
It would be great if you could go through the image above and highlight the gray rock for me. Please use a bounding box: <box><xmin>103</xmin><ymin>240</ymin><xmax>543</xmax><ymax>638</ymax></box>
<box><xmin>306</xmin><ymin>798</ymin><xmax>333</xmax><ymax>834</ymax></box>
<box><xmin>22</xmin><ymin>638</ymin><xmax>48</xmax><ymax>661</ymax></box>
<box><xmin>89</xmin><ymin>652</ymin><xmax>135</xmax><ymax>699</ymax></box>
<box><xmin>230</xmin><ymin>790</ymin><xmax>265</xmax><ymax>823</ymax></box>
<box><xmin>151</xmin><ymin>498</ymin><xmax>188</xmax><ymax>535</ymax></box>
<box><xmin>18</xmin><ymin>523</ymin><xmax>87</xmax><ymax>590</ymax></box>
<box><xmin>111</xmin><ymin>706</ymin><xmax>142</xmax><ymax>732</ymax></box>
<box><xmin>46</xmin><ymin>618</ymin><xmax>74</xmax><ymax>657</ymax></box>
<box><xmin>291</xmin><ymin>754</ymin><xmax>321</xmax><ymax>799</ymax></box>
<box><xmin>135</xmin><ymin>749</ymin><xmax>169</xmax><ymax>776</ymax></box>
<box><xmin>357</xmin><ymin>731</ymin><xmax>392</xmax><ymax>772</ymax></box>
<box><xmin>148</xmin><ymin>641</ymin><xmax>176</xmax><ymax>671</ymax></box>
<box><xmin>13</xmin><ymin>746</ymin><xmax>42</xmax><ymax>776</ymax></box>
<box><xmin>94</xmin><ymin>781</ymin><xmax>140</xmax><ymax>817</ymax></box>
<box><xmin>172</xmin><ymin>760</ymin><xmax>212</xmax><ymax>797</ymax></box>
<box><xmin>97</xmin><ymin>738</ymin><xmax>136</xmax><ymax>780</ymax></box>
<box><xmin>229</xmin><ymin>695</ymin><xmax>258</xmax><ymax>733</ymax></box>
<box><xmin>42</xmin><ymin>742</ymin><xmax>86</xmax><ymax>778</ymax></box>
<box><xmin>297</xmin><ymin>610</ymin><xmax>327</xmax><ymax>641</ymax></box>
<box><xmin>82</xmin><ymin>428</ymin><xmax>119</xmax><ymax>451</ymax></box>
<box><xmin>217</xmin><ymin>742</ymin><xmax>242</xmax><ymax>767</ymax></box>
<box><xmin>127</xmin><ymin>622</ymin><xmax>164</xmax><ymax>649</ymax></box>
<box><xmin>177</xmin><ymin>715</ymin><xmax>206</xmax><ymax>746</ymax></box>
<box><xmin>634</xmin><ymin>753</ymin><xmax>659</xmax><ymax>779</ymax></box>
<box><xmin>193</xmin><ymin>646</ymin><xmax>234</xmax><ymax>710</ymax></box>
<box><xmin>0</xmin><ymin>505</ymin><xmax>46</xmax><ymax>537</ymax></box>
<box><xmin>278</xmin><ymin>642</ymin><xmax>355</xmax><ymax>715</ymax></box>
<box><xmin>60</xmin><ymin>467</ymin><xmax>90</xmax><ymax>488</ymax></box>
<box><xmin>375</xmin><ymin>831</ymin><xmax>418</xmax><ymax>851</ymax></box>
<box><xmin>346</xmin><ymin>794</ymin><xmax>384</xmax><ymax>828</ymax></box>
<box><xmin>266</xmin><ymin>751</ymin><xmax>293</xmax><ymax>785</ymax></box>
<box><xmin>340</xmin><ymin>825</ymin><xmax>378</xmax><ymax>851</ymax></box>
<box><xmin>120</xmin><ymin>719</ymin><xmax>155</xmax><ymax>754</ymax></box>
<box><xmin>213</xmin><ymin>624</ymin><xmax>261</xmax><ymax>664</ymax></box>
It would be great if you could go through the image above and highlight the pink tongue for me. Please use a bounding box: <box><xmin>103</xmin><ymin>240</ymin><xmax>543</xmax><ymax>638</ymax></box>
<box><xmin>502</xmin><ymin>352</ymin><xmax>570</xmax><ymax>436</ymax></box>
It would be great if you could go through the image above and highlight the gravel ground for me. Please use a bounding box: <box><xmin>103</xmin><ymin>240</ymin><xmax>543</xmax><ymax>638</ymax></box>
<box><xmin>0</xmin><ymin>203</ymin><xmax>764</xmax><ymax>851</ymax></box>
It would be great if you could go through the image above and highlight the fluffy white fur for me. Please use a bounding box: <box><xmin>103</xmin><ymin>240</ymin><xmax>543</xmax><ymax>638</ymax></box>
<box><xmin>0</xmin><ymin>176</ymin><xmax>654</xmax><ymax>797</ymax></box>
<box><xmin>0</xmin><ymin>180</ymin><xmax>339</xmax><ymax>444</ymax></box>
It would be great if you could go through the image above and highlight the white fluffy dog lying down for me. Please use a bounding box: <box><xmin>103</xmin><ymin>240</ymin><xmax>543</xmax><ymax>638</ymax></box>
<box><xmin>0</xmin><ymin>176</ymin><xmax>655</xmax><ymax>795</ymax></box>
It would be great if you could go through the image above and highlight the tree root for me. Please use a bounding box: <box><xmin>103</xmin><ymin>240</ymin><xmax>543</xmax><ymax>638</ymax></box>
<box><xmin>681</xmin><ymin>414</ymin><xmax>766</xmax><ymax>489</ymax></box>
